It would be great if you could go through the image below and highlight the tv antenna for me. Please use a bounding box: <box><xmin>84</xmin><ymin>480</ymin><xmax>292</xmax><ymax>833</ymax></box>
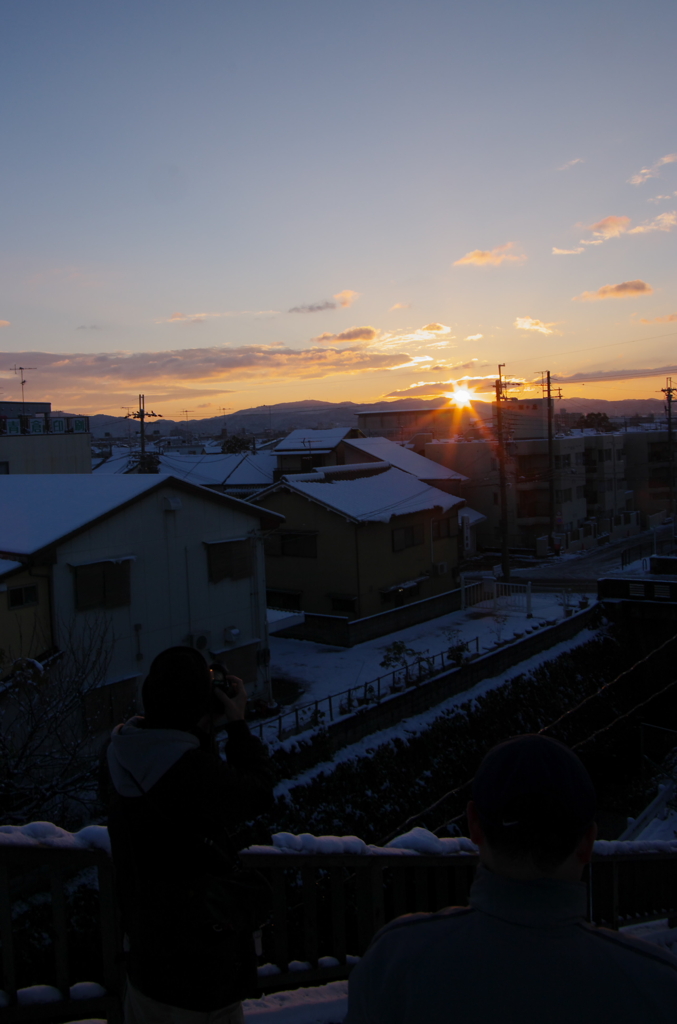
<box><xmin>181</xmin><ymin>409</ymin><xmax>193</xmax><ymax>422</ymax></box>
<box><xmin>126</xmin><ymin>395</ymin><xmax>162</xmax><ymax>461</ymax></box>
<box><xmin>9</xmin><ymin>365</ymin><xmax>37</xmax><ymax>414</ymax></box>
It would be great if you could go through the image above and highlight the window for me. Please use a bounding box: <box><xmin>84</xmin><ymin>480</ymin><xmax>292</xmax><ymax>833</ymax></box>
<box><xmin>431</xmin><ymin>518</ymin><xmax>451</xmax><ymax>540</ymax></box>
<box><xmin>266</xmin><ymin>589</ymin><xmax>301</xmax><ymax>610</ymax></box>
<box><xmin>0</xmin><ymin>462</ymin><xmax>8</xmax><ymax>475</ymax></box>
<box><xmin>562</xmin><ymin>454</ymin><xmax>571</xmax><ymax>469</ymax></box>
<box><xmin>554</xmin><ymin>455</ymin><xmax>561</xmax><ymax>470</ymax></box>
<box><xmin>617</xmin><ymin>449</ymin><xmax>625</xmax><ymax>460</ymax></box>
<box><xmin>8</xmin><ymin>585</ymin><xmax>38</xmax><ymax>609</ymax></box>
<box><xmin>576</xmin><ymin>485</ymin><xmax>586</xmax><ymax>498</ymax></box>
<box><xmin>265</xmin><ymin>532</ymin><xmax>317</xmax><ymax>558</ymax></box>
<box><xmin>391</xmin><ymin>524</ymin><xmax>424</xmax><ymax>551</ymax></box>
<box><xmin>330</xmin><ymin>595</ymin><xmax>357</xmax><ymax>613</ymax></box>
<box><xmin>555</xmin><ymin>488</ymin><xmax>572</xmax><ymax>503</ymax></box>
<box><xmin>575</xmin><ymin>452</ymin><xmax>585</xmax><ymax>466</ymax></box>
<box><xmin>74</xmin><ymin>561</ymin><xmax>131</xmax><ymax>611</ymax></box>
<box><xmin>206</xmin><ymin>540</ymin><xmax>253</xmax><ymax>582</ymax></box>
<box><xmin>493</xmin><ymin>493</ymin><xmax>499</xmax><ymax>505</ymax></box>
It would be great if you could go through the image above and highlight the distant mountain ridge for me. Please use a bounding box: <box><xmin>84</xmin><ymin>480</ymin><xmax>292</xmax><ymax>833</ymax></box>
<box><xmin>87</xmin><ymin>395</ymin><xmax>665</xmax><ymax>438</ymax></box>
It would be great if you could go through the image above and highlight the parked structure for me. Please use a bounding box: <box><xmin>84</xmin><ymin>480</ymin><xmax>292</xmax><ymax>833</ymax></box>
<box><xmin>0</xmin><ymin>475</ymin><xmax>283</xmax><ymax>728</ymax></box>
<box><xmin>255</xmin><ymin>463</ymin><xmax>467</xmax><ymax>621</ymax></box>
<box><xmin>0</xmin><ymin>401</ymin><xmax>91</xmax><ymax>474</ymax></box>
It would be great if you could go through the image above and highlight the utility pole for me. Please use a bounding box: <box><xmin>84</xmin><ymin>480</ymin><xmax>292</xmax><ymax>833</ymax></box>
<box><xmin>661</xmin><ymin>378</ymin><xmax>676</xmax><ymax>522</ymax></box>
<box><xmin>495</xmin><ymin>365</ymin><xmax>510</xmax><ymax>580</ymax></box>
<box><xmin>126</xmin><ymin>395</ymin><xmax>162</xmax><ymax>471</ymax></box>
<box><xmin>546</xmin><ymin>371</ymin><xmax>555</xmax><ymax>551</ymax></box>
<box><xmin>10</xmin><ymin>365</ymin><xmax>37</xmax><ymax>415</ymax></box>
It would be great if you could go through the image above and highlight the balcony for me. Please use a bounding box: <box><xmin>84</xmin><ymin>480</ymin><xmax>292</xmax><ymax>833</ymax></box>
<box><xmin>1</xmin><ymin>832</ymin><xmax>676</xmax><ymax>1021</ymax></box>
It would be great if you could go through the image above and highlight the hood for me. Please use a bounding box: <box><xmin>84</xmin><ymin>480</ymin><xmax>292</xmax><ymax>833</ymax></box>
<box><xmin>107</xmin><ymin>717</ymin><xmax>200</xmax><ymax>797</ymax></box>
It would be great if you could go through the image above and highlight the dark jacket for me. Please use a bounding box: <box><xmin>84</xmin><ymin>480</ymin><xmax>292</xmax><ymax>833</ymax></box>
<box><xmin>107</xmin><ymin>717</ymin><xmax>274</xmax><ymax>1012</ymax></box>
<box><xmin>346</xmin><ymin>864</ymin><xmax>677</xmax><ymax>1024</ymax></box>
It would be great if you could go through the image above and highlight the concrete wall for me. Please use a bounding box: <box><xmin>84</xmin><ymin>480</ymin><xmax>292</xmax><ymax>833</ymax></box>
<box><xmin>0</xmin><ymin>434</ymin><xmax>92</xmax><ymax>474</ymax></box>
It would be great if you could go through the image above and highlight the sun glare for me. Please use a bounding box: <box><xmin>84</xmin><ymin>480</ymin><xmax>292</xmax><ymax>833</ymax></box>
<box><xmin>448</xmin><ymin>387</ymin><xmax>473</xmax><ymax>409</ymax></box>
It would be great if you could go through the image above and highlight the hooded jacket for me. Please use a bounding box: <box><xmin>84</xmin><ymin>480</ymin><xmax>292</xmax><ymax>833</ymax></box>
<box><xmin>346</xmin><ymin>864</ymin><xmax>677</xmax><ymax>1024</ymax></box>
<box><xmin>107</xmin><ymin>716</ymin><xmax>274</xmax><ymax>1012</ymax></box>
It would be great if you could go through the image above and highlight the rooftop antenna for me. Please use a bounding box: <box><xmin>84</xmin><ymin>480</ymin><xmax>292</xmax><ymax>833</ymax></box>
<box><xmin>126</xmin><ymin>395</ymin><xmax>162</xmax><ymax>469</ymax></box>
<box><xmin>9</xmin><ymin>365</ymin><xmax>37</xmax><ymax>415</ymax></box>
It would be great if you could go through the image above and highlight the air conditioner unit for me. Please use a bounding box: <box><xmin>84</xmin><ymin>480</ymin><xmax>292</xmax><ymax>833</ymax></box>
<box><xmin>434</xmin><ymin>562</ymin><xmax>448</xmax><ymax>576</ymax></box>
<box><xmin>186</xmin><ymin>630</ymin><xmax>211</xmax><ymax>651</ymax></box>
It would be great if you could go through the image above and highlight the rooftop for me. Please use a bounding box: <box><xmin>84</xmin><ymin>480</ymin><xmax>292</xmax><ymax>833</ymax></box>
<box><xmin>264</xmin><ymin>464</ymin><xmax>464</xmax><ymax>523</ymax></box>
<box><xmin>274</xmin><ymin>428</ymin><xmax>357</xmax><ymax>453</ymax></box>
<box><xmin>343</xmin><ymin>436</ymin><xmax>467</xmax><ymax>481</ymax></box>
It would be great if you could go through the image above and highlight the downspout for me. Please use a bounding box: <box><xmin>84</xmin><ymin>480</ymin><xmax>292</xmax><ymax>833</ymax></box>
<box><xmin>354</xmin><ymin>522</ymin><xmax>362</xmax><ymax>618</ymax></box>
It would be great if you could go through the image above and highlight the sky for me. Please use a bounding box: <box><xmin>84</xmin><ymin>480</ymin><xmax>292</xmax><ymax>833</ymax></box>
<box><xmin>1</xmin><ymin>0</ymin><xmax>676</xmax><ymax>418</ymax></box>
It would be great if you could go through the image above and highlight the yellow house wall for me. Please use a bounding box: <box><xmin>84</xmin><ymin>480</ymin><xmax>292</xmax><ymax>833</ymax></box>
<box><xmin>257</xmin><ymin>489</ymin><xmax>461</xmax><ymax>618</ymax></box>
<box><xmin>0</xmin><ymin>567</ymin><xmax>53</xmax><ymax>665</ymax></box>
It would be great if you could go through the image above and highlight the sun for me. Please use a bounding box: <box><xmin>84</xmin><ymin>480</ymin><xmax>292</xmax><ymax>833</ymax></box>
<box><xmin>448</xmin><ymin>387</ymin><xmax>473</xmax><ymax>409</ymax></box>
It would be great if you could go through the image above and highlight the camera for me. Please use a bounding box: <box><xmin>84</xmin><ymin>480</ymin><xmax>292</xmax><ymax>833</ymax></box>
<box><xmin>209</xmin><ymin>663</ymin><xmax>238</xmax><ymax>700</ymax></box>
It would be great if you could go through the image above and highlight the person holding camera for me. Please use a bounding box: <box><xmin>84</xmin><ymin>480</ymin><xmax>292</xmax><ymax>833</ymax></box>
<box><xmin>107</xmin><ymin>646</ymin><xmax>274</xmax><ymax>1024</ymax></box>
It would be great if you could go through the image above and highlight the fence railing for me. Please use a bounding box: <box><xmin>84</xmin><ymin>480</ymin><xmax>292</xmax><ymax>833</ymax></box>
<box><xmin>621</xmin><ymin>534</ymin><xmax>676</xmax><ymax>568</ymax></box>
<box><xmin>253</xmin><ymin>639</ymin><xmax>482</xmax><ymax>745</ymax></box>
<box><xmin>3</xmin><ymin>843</ymin><xmax>674</xmax><ymax>1018</ymax></box>
<box><xmin>461</xmin><ymin>576</ymin><xmax>533</xmax><ymax>615</ymax></box>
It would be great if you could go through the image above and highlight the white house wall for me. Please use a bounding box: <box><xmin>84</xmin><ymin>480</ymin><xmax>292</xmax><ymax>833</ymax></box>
<box><xmin>50</xmin><ymin>482</ymin><xmax>269</xmax><ymax>699</ymax></box>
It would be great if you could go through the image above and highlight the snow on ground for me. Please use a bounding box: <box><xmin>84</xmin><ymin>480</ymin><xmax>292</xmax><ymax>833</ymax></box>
<box><xmin>243</xmin><ymin>980</ymin><xmax>347</xmax><ymax>1022</ymax></box>
<box><xmin>270</xmin><ymin>593</ymin><xmax>577</xmax><ymax>706</ymax></box>
<box><xmin>274</xmin><ymin>626</ymin><xmax>600</xmax><ymax>799</ymax></box>
<box><xmin>638</xmin><ymin>809</ymin><xmax>677</xmax><ymax>841</ymax></box>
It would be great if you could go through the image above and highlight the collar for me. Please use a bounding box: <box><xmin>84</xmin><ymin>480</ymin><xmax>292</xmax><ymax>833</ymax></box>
<box><xmin>469</xmin><ymin>864</ymin><xmax>587</xmax><ymax>928</ymax></box>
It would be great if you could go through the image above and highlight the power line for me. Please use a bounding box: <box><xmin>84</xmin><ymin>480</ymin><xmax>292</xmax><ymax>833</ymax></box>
<box><xmin>376</xmin><ymin>630</ymin><xmax>677</xmax><ymax>846</ymax></box>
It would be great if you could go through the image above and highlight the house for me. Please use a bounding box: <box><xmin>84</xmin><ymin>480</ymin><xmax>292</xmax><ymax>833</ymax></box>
<box><xmin>255</xmin><ymin>463</ymin><xmax>466</xmax><ymax>622</ymax></box>
<box><xmin>273</xmin><ymin>428</ymin><xmax>365</xmax><ymax>474</ymax></box>
<box><xmin>156</xmin><ymin>451</ymin><xmax>277</xmax><ymax>498</ymax></box>
<box><xmin>0</xmin><ymin>475</ymin><xmax>283</xmax><ymax>729</ymax></box>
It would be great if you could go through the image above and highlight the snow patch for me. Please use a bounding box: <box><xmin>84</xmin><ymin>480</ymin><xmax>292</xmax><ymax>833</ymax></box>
<box><xmin>243</xmin><ymin>980</ymin><xmax>348</xmax><ymax>1023</ymax></box>
<box><xmin>0</xmin><ymin>821</ymin><xmax>111</xmax><ymax>854</ymax></box>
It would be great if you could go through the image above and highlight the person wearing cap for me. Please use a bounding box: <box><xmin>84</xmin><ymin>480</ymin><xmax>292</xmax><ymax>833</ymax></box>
<box><xmin>107</xmin><ymin>647</ymin><xmax>274</xmax><ymax>1024</ymax></box>
<box><xmin>346</xmin><ymin>734</ymin><xmax>677</xmax><ymax>1024</ymax></box>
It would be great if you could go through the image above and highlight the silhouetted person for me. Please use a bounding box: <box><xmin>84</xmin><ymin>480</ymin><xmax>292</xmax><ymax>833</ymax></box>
<box><xmin>107</xmin><ymin>647</ymin><xmax>274</xmax><ymax>1024</ymax></box>
<box><xmin>347</xmin><ymin>735</ymin><xmax>677</xmax><ymax>1024</ymax></box>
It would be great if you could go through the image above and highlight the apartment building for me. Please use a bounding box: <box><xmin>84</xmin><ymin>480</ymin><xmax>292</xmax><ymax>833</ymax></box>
<box><xmin>624</xmin><ymin>430</ymin><xmax>676</xmax><ymax>521</ymax></box>
<box><xmin>0</xmin><ymin>401</ymin><xmax>91</xmax><ymax>474</ymax></box>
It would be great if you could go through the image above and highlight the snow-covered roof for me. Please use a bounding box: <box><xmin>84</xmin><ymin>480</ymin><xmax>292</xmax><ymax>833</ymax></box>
<box><xmin>274</xmin><ymin>428</ymin><xmax>354</xmax><ymax>453</ymax></box>
<box><xmin>92</xmin><ymin>452</ymin><xmax>134</xmax><ymax>474</ymax></box>
<box><xmin>459</xmin><ymin>506</ymin><xmax>486</xmax><ymax>527</ymax></box>
<box><xmin>0</xmin><ymin>474</ymin><xmax>278</xmax><ymax>555</ymax></box>
<box><xmin>265</xmin><ymin>465</ymin><xmax>463</xmax><ymax>523</ymax></box>
<box><xmin>156</xmin><ymin>452</ymin><xmax>276</xmax><ymax>488</ymax></box>
<box><xmin>0</xmin><ymin>558</ymin><xmax>23</xmax><ymax>578</ymax></box>
<box><xmin>344</xmin><ymin>437</ymin><xmax>467</xmax><ymax>481</ymax></box>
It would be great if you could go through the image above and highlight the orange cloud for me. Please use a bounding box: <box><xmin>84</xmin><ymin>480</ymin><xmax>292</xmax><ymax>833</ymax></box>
<box><xmin>573</xmin><ymin>280</ymin><xmax>653</xmax><ymax>302</ymax></box>
<box><xmin>640</xmin><ymin>313</ymin><xmax>677</xmax><ymax>323</ymax></box>
<box><xmin>312</xmin><ymin>326</ymin><xmax>379</xmax><ymax>343</ymax></box>
<box><xmin>465</xmin><ymin>333</ymin><xmax>483</xmax><ymax>341</ymax></box>
<box><xmin>159</xmin><ymin>309</ymin><xmax>279</xmax><ymax>323</ymax></box>
<box><xmin>454</xmin><ymin>242</ymin><xmax>525</xmax><ymax>267</ymax></box>
<box><xmin>552</xmin><ymin>247</ymin><xmax>584</xmax><ymax>255</ymax></box>
<box><xmin>334</xmin><ymin>289</ymin><xmax>359</xmax><ymax>308</ymax></box>
<box><xmin>0</xmin><ymin>320</ymin><xmax>10</xmax><ymax>327</ymax></box>
<box><xmin>629</xmin><ymin>153</ymin><xmax>677</xmax><ymax>186</ymax></box>
<box><xmin>628</xmin><ymin>211</ymin><xmax>677</xmax><ymax>234</ymax></box>
<box><xmin>586</xmin><ymin>215</ymin><xmax>631</xmax><ymax>239</ymax></box>
<box><xmin>514</xmin><ymin>317</ymin><xmax>557</xmax><ymax>334</ymax></box>
<box><xmin>390</xmin><ymin>302</ymin><xmax>410</xmax><ymax>310</ymax></box>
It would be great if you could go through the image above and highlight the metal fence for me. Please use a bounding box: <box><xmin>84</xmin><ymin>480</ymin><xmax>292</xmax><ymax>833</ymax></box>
<box><xmin>461</xmin><ymin>576</ymin><xmax>533</xmax><ymax>615</ymax></box>
<box><xmin>621</xmin><ymin>533</ymin><xmax>676</xmax><ymax>569</ymax></box>
<box><xmin>252</xmin><ymin>639</ymin><xmax>481</xmax><ymax>745</ymax></box>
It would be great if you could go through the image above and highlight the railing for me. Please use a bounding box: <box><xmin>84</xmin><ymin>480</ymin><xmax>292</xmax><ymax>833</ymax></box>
<box><xmin>621</xmin><ymin>531</ymin><xmax>676</xmax><ymax>568</ymax></box>
<box><xmin>0</xmin><ymin>844</ymin><xmax>122</xmax><ymax>1023</ymax></box>
<box><xmin>1</xmin><ymin>843</ymin><xmax>675</xmax><ymax>1015</ymax></box>
<box><xmin>254</xmin><ymin>642</ymin><xmax>481</xmax><ymax>745</ymax></box>
<box><xmin>461</xmin><ymin>576</ymin><xmax>532</xmax><ymax>615</ymax></box>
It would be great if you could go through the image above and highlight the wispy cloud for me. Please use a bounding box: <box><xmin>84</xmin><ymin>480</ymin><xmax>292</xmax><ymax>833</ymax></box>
<box><xmin>157</xmin><ymin>309</ymin><xmax>279</xmax><ymax>323</ymax></box>
<box><xmin>553</xmin><ymin>365</ymin><xmax>677</xmax><ymax>384</ymax></box>
<box><xmin>573</xmin><ymin>280</ymin><xmax>653</xmax><ymax>302</ymax></box>
<box><xmin>453</xmin><ymin>242</ymin><xmax>526</xmax><ymax>267</ymax></box>
<box><xmin>514</xmin><ymin>317</ymin><xmax>557</xmax><ymax>334</ymax></box>
<box><xmin>552</xmin><ymin>247</ymin><xmax>584</xmax><ymax>255</ymax></box>
<box><xmin>640</xmin><ymin>313</ymin><xmax>677</xmax><ymax>324</ymax></box>
<box><xmin>628</xmin><ymin>211</ymin><xmax>677</xmax><ymax>234</ymax></box>
<box><xmin>585</xmin><ymin>215</ymin><xmax>631</xmax><ymax>239</ymax></box>
<box><xmin>312</xmin><ymin>326</ymin><xmax>379</xmax><ymax>343</ymax></box>
<box><xmin>648</xmin><ymin>195</ymin><xmax>674</xmax><ymax>203</ymax></box>
<box><xmin>76</xmin><ymin>324</ymin><xmax>101</xmax><ymax>330</ymax></box>
<box><xmin>558</xmin><ymin>158</ymin><xmax>584</xmax><ymax>171</ymax></box>
<box><xmin>580</xmin><ymin>239</ymin><xmax>604</xmax><ymax>246</ymax></box>
<box><xmin>384</xmin><ymin>367</ymin><xmax>503</xmax><ymax>399</ymax></box>
<box><xmin>289</xmin><ymin>289</ymin><xmax>359</xmax><ymax>314</ymax></box>
<box><xmin>0</xmin><ymin>320</ymin><xmax>10</xmax><ymax>328</ymax></box>
<box><xmin>629</xmin><ymin>153</ymin><xmax>677</xmax><ymax>186</ymax></box>
<box><xmin>465</xmin><ymin>333</ymin><xmax>483</xmax><ymax>341</ymax></box>
<box><xmin>390</xmin><ymin>302</ymin><xmax>411</xmax><ymax>310</ymax></box>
